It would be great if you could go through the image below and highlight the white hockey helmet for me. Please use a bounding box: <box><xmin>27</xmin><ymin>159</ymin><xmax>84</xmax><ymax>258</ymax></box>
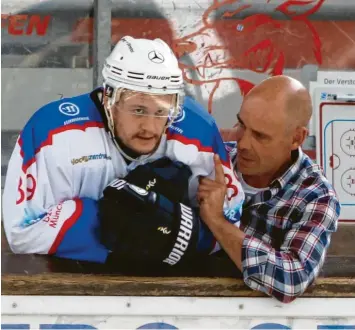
<box><xmin>103</xmin><ymin>36</ymin><xmax>184</xmax><ymax>95</ymax></box>
<box><xmin>101</xmin><ymin>36</ymin><xmax>184</xmax><ymax>161</ymax></box>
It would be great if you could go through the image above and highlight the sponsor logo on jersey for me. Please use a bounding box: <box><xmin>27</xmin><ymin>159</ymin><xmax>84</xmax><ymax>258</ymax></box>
<box><xmin>169</xmin><ymin>125</ymin><xmax>183</xmax><ymax>134</ymax></box>
<box><xmin>71</xmin><ymin>153</ymin><xmax>111</xmax><ymax>165</ymax></box>
<box><xmin>59</xmin><ymin>102</ymin><xmax>80</xmax><ymax>116</ymax></box>
<box><xmin>224</xmin><ymin>203</ymin><xmax>242</xmax><ymax>224</ymax></box>
<box><xmin>63</xmin><ymin>116</ymin><xmax>89</xmax><ymax>125</ymax></box>
<box><xmin>172</xmin><ymin>108</ymin><xmax>185</xmax><ymax>123</ymax></box>
<box><xmin>163</xmin><ymin>203</ymin><xmax>193</xmax><ymax>265</ymax></box>
<box><xmin>42</xmin><ymin>203</ymin><xmax>63</xmax><ymax>229</ymax></box>
<box><xmin>169</xmin><ymin>108</ymin><xmax>185</xmax><ymax>134</ymax></box>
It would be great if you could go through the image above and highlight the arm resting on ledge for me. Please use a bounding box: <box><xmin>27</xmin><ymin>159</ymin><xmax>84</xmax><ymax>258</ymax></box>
<box><xmin>206</xmin><ymin>195</ymin><xmax>339</xmax><ymax>303</ymax></box>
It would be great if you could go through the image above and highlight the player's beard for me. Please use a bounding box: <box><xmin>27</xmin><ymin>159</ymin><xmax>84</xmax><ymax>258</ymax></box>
<box><xmin>129</xmin><ymin>120</ymin><xmax>169</xmax><ymax>155</ymax></box>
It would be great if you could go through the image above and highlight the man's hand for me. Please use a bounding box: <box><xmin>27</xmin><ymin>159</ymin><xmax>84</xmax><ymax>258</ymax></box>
<box><xmin>197</xmin><ymin>154</ymin><xmax>227</xmax><ymax>226</ymax></box>
<box><xmin>197</xmin><ymin>154</ymin><xmax>245</xmax><ymax>271</ymax></box>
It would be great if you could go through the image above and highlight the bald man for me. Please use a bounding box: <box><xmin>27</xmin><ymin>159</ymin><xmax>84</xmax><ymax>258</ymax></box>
<box><xmin>197</xmin><ymin>76</ymin><xmax>340</xmax><ymax>303</ymax></box>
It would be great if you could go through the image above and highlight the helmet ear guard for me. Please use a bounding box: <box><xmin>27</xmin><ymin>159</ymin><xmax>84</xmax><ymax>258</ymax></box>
<box><xmin>104</xmin><ymin>84</ymin><xmax>114</xmax><ymax>98</ymax></box>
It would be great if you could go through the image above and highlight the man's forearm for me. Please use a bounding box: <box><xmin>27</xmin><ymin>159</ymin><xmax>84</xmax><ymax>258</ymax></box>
<box><xmin>206</xmin><ymin>217</ymin><xmax>245</xmax><ymax>270</ymax></box>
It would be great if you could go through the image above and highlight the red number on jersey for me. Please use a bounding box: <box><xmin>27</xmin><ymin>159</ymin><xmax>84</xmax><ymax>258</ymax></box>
<box><xmin>225</xmin><ymin>173</ymin><xmax>239</xmax><ymax>201</ymax></box>
<box><xmin>16</xmin><ymin>174</ymin><xmax>37</xmax><ymax>205</ymax></box>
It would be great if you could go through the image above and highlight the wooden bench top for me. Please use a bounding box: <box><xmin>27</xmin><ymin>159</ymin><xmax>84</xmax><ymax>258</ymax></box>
<box><xmin>2</xmin><ymin>227</ymin><xmax>355</xmax><ymax>297</ymax></box>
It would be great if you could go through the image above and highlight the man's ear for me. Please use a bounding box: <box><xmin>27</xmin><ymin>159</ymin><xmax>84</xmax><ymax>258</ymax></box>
<box><xmin>291</xmin><ymin>126</ymin><xmax>308</xmax><ymax>150</ymax></box>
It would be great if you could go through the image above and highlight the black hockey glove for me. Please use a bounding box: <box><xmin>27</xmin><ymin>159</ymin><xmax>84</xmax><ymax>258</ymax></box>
<box><xmin>99</xmin><ymin>157</ymin><xmax>200</xmax><ymax>266</ymax></box>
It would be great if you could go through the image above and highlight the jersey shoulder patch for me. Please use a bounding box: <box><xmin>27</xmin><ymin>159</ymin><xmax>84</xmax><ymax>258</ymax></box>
<box><xmin>167</xmin><ymin>96</ymin><xmax>217</xmax><ymax>147</ymax></box>
<box><xmin>19</xmin><ymin>91</ymin><xmax>104</xmax><ymax>170</ymax></box>
<box><xmin>29</xmin><ymin>91</ymin><xmax>103</xmax><ymax>128</ymax></box>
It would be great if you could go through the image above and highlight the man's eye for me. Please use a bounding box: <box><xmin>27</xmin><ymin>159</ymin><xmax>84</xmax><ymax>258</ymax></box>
<box><xmin>134</xmin><ymin>108</ymin><xmax>145</xmax><ymax>115</ymax></box>
<box><xmin>255</xmin><ymin>132</ymin><xmax>266</xmax><ymax>139</ymax></box>
<box><xmin>156</xmin><ymin>109</ymin><xmax>168</xmax><ymax>116</ymax></box>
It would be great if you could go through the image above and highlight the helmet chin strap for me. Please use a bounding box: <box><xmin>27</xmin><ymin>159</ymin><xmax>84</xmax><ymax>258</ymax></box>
<box><xmin>113</xmin><ymin>133</ymin><xmax>151</xmax><ymax>163</ymax></box>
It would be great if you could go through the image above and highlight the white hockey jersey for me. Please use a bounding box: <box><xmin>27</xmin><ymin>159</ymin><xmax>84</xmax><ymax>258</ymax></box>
<box><xmin>2</xmin><ymin>89</ymin><xmax>244</xmax><ymax>263</ymax></box>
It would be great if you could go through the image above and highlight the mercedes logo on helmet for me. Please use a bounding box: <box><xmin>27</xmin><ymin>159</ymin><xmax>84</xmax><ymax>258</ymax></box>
<box><xmin>148</xmin><ymin>50</ymin><xmax>165</xmax><ymax>64</ymax></box>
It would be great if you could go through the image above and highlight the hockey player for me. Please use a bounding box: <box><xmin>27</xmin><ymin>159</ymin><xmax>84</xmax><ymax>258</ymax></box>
<box><xmin>3</xmin><ymin>36</ymin><xmax>244</xmax><ymax>265</ymax></box>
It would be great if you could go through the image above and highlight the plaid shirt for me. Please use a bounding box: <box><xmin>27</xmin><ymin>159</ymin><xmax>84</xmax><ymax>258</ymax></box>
<box><xmin>229</xmin><ymin>146</ymin><xmax>340</xmax><ymax>303</ymax></box>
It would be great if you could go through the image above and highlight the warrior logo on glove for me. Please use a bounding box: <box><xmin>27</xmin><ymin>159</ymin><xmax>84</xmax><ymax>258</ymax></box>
<box><xmin>99</xmin><ymin>157</ymin><xmax>200</xmax><ymax>266</ymax></box>
<box><xmin>163</xmin><ymin>203</ymin><xmax>194</xmax><ymax>265</ymax></box>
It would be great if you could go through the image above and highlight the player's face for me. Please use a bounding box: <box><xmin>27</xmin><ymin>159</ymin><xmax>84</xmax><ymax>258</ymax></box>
<box><xmin>235</xmin><ymin>96</ymin><xmax>296</xmax><ymax>183</ymax></box>
<box><xmin>112</xmin><ymin>91</ymin><xmax>174</xmax><ymax>155</ymax></box>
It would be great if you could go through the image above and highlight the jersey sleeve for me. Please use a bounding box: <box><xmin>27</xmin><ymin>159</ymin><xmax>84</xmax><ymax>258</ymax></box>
<box><xmin>166</xmin><ymin>97</ymin><xmax>245</xmax><ymax>254</ymax></box>
<box><xmin>196</xmin><ymin>121</ymin><xmax>245</xmax><ymax>254</ymax></box>
<box><xmin>203</xmin><ymin>122</ymin><xmax>245</xmax><ymax>227</ymax></box>
<box><xmin>211</xmin><ymin>121</ymin><xmax>244</xmax><ymax>225</ymax></box>
<box><xmin>2</xmin><ymin>120</ymin><xmax>109</xmax><ymax>263</ymax></box>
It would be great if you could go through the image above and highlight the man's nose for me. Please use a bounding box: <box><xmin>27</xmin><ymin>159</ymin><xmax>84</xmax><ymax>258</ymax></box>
<box><xmin>234</xmin><ymin>126</ymin><xmax>244</xmax><ymax>142</ymax></box>
<box><xmin>140</xmin><ymin>115</ymin><xmax>157</xmax><ymax>132</ymax></box>
<box><xmin>237</xmin><ymin>128</ymin><xmax>251</xmax><ymax>150</ymax></box>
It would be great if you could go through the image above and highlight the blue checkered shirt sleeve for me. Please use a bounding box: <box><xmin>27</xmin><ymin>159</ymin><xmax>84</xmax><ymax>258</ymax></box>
<box><xmin>242</xmin><ymin>195</ymin><xmax>340</xmax><ymax>303</ymax></box>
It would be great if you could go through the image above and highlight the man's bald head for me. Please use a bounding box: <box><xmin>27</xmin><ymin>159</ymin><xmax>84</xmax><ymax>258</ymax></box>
<box><xmin>246</xmin><ymin>76</ymin><xmax>313</xmax><ymax>128</ymax></box>
<box><xmin>236</xmin><ymin>75</ymin><xmax>312</xmax><ymax>186</ymax></box>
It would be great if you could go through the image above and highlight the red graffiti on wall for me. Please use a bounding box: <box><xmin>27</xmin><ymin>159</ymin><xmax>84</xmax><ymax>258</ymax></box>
<box><xmin>1</xmin><ymin>14</ymin><xmax>50</xmax><ymax>36</ymax></box>
<box><xmin>173</xmin><ymin>0</ymin><xmax>325</xmax><ymax>114</ymax></box>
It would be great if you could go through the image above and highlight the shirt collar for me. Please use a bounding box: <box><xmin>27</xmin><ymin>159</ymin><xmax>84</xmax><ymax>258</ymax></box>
<box><xmin>234</xmin><ymin>147</ymin><xmax>305</xmax><ymax>190</ymax></box>
<box><xmin>270</xmin><ymin>148</ymin><xmax>304</xmax><ymax>189</ymax></box>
